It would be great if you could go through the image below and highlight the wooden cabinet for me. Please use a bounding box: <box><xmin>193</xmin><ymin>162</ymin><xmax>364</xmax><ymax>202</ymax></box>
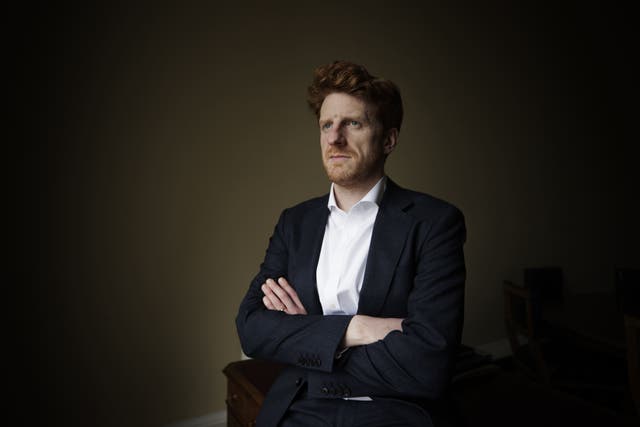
<box><xmin>223</xmin><ymin>359</ymin><xmax>284</xmax><ymax>427</ymax></box>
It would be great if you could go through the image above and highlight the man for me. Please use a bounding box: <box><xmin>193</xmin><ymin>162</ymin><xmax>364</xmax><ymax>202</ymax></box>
<box><xmin>236</xmin><ymin>61</ymin><xmax>466</xmax><ymax>426</ymax></box>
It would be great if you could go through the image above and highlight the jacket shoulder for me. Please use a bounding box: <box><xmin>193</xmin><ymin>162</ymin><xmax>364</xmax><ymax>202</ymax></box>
<box><xmin>277</xmin><ymin>194</ymin><xmax>328</xmax><ymax>224</ymax></box>
<box><xmin>287</xmin><ymin>194</ymin><xmax>327</xmax><ymax>212</ymax></box>
<box><xmin>391</xmin><ymin>185</ymin><xmax>467</xmax><ymax>245</ymax></box>
<box><xmin>391</xmin><ymin>184</ymin><xmax>464</xmax><ymax>222</ymax></box>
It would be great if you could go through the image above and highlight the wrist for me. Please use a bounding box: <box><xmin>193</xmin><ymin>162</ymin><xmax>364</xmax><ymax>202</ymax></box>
<box><xmin>343</xmin><ymin>315</ymin><xmax>366</xmax><ymax>348</ymax></box>
<box><xmin>342</xmin><ymin>315</ymin><xmax>404</xmax><ymax>348</ymax></box>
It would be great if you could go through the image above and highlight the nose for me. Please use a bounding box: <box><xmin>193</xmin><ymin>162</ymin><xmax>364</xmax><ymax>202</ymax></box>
<box><xmin>327</xmin><ymin>126</ymin><xmax>346</xmax><ymax>146</ymax></box>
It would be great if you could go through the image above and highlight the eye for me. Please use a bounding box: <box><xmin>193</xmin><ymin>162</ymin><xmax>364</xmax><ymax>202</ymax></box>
<box><xmin>348</xmin><ymin>120</ymin><xmax>361</xmax><ymax>127</ymax></box>
<box><xmin>321</xmin><ymin>122</ymin><xmax>332</xmax><ymax>131</ymax></box>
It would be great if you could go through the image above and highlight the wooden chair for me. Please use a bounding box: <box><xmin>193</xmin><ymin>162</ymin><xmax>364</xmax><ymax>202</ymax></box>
<box><xmin>503</xmin><ymin>280</ymin><xmax>552</xmax><ymax>383</ymax></box>
<box><xmin>503</xmin><ymin>267</ymin><xmax>564</xmax><ymax>382</ymax></box>
<box><xmin>223</xmin><ymin>359</ymin><xmax>284</xmax><ymax>427</ymax></box>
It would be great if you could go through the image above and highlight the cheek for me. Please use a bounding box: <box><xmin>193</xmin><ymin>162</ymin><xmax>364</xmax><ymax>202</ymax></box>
<box><xmin>356</xmin><ymin>141</ymin><xmax>374</xmax><ymax>156</ymax></box>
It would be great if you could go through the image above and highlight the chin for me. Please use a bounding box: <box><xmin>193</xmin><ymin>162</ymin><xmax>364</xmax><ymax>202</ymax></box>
<box><xmin>325</xmin><ymin>169</ymin><xmax>361</xmax><ymax>187</ymax></box>
<box><xmin>325</xmin><ymin>168</ymin><xmax>350</xmax><ymax>185</ymax></box>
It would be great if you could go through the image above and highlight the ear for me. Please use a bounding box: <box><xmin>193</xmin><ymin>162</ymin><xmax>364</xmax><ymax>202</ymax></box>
<box><xmin>383</xmin><ymin>128</ymin><xmax>399</xmax><ymax>155</ymax></box>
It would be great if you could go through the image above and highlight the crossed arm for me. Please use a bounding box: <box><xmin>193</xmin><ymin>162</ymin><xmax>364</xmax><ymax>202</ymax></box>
<box><xmin>237</xmin><ymin>204</ymin><xmax>466</xmax><ymax>400</ymax></box>
<box><xmin>261</xmin><ymin>277</ymin><xmax>403</xmax><ymax>347</ymax></box>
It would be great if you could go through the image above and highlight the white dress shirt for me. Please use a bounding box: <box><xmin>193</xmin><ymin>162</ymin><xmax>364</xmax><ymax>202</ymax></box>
<box><xmin>316</xmin><ymin>177</ymin><xmax>386</xmax><ymax>316</ymax></box>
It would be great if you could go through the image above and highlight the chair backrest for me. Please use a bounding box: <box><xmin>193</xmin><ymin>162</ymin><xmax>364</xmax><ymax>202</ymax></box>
<box><xmin>524</xmin><ymin>267</ymin><xmax>564</xmax><ymax>325</ymax></box>
<box><xmin>524</xmin><ymin>267</ymin><xmax>564</xmax><ymax>303</ymax></box>
<box><xmin>503</xmin><ymin>280</ymin><xmax>534</xmax><ymax>338</ymax></box>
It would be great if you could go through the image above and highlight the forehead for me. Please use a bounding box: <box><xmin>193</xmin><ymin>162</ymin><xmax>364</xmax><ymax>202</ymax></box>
<box><xmin>319</xmin><ymin>92</ymin><xmax>371</xmax><ymax>121</ymax></box>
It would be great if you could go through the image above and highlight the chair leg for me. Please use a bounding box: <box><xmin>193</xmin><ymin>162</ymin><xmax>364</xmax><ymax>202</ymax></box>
<box><xmin>528</xmin><ymin>340</ymin><xmax>551</xmax><ymax>385</ymax></box>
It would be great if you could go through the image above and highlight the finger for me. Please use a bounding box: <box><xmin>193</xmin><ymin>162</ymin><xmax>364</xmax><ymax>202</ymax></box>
<box><xmin>277</xmin><ymin>278</ymin><xmax>307</xmax><ymax>313</ymax></box>
<box><xmin>262</xmin><ymin>295</ymin><xmax>275</xmax><ymax>310</ymax></box>
<box><xmin>276</xmin><ymin>277</ymin><xmax>297</xmax><ymax>298</ymax></box>
<box><xmin>262</xmin><ymin>295</ymin><xmax>284</xmax><ymax>312</ymax></box>
<box><xmin>267</xmin><ymin>279</ymin><xmax>295</xmax><ymax>310</ymax></box>
<box><xmin>262</xmin><ymin>282</ymin><xmax>286</xmax><ymax>311</ymax></box>
<box><xmin>277</xmin><ymin>277</ymin><xmax>307</xmax><ymax>314</ymax></box>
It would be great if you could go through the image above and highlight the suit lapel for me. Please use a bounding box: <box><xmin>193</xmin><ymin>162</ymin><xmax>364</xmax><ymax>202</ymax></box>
<box><xmin>295</xmin><ymin>198</ymin><xmax>329</xmax><ymax>315</ymax></box>
<box><xmin>358</xmin><ymin>180</ymin><xmax>413</xmax><ymax>316</ymax></box>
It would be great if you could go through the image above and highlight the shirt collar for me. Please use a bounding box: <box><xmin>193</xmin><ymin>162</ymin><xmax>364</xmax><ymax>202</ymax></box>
<box><xmin>327</xmin><ymin>176</ymin><xmax>387</xmax><ymax>211</ymax></box>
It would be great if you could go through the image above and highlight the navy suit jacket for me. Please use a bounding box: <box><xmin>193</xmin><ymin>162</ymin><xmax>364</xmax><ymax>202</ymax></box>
<box><xmin>236</xmin><ymin>179</ymin><xmax>466</xmax><ymax>426</ymax></box>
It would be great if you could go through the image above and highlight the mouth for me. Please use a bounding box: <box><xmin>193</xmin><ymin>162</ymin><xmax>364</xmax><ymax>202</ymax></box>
<box><xmin>328</xmin><ymin>152</ymin><xmax>351</xmax><ymax>161</ymax></box>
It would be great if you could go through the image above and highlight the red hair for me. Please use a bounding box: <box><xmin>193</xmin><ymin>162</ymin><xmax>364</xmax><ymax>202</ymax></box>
<box><xmin>307</xmin><ymin>61</ymin><xmax>403</xmax><ymax>133</ymax></box>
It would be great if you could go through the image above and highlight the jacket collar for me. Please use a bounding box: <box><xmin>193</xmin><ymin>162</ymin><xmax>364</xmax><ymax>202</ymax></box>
<box><xmin>357</xmin><ymin>178</ymin><xmax>414</xmax><ymax>315</ymax></box>
<box><xmin>299</xmin><ymin>178</ymin><xmax>414</xmax><ymax>316</ymax></box>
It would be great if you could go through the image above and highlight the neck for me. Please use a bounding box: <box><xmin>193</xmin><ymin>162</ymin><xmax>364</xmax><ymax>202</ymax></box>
<box><xmin>333</xmin><ymin>173</ymin><xmax>384</xmax><ymax>212</ymax></box>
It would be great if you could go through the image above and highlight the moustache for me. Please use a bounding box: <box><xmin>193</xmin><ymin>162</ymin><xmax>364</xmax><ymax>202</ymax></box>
<box><xmin>326</xmin><ymin>149</ymin><xmax>354</xmax><ymax>158</ymax></box>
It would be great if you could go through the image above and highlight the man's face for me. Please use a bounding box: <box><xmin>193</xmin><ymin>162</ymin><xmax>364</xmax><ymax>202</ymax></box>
<box><xmin>318</xmin><ymin>92</ymin><xmax>387</xmax><ymax>188</ymax></box>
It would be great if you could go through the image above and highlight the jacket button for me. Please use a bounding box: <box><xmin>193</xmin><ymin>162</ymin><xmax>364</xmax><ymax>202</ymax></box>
<box><xmin>295</xmin><ymin>378</ymin><xmax>302</xmax><ymax>386</ymax></box>
<box><xmin>321</xmin><ymin>387</ymin><xmax>329</xmax><ymax>394</ymax></box>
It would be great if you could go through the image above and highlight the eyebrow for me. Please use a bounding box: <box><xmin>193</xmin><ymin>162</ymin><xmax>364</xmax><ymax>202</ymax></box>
<box><xmin>319</xmin><ymin>113</ymin><xmax>369</xmax><ymax>124</ymax></box>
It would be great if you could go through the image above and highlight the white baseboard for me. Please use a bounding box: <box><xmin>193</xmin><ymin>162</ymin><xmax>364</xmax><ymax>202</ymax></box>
<box><xmin>164</xmin><ymin>410</ymin><xmax>226</xmax><ymax>427</ymax></box>
<box><xmin>475</xmin><ymin>338</ymin><xmax>512</xmax><ymax>360</ymax></box>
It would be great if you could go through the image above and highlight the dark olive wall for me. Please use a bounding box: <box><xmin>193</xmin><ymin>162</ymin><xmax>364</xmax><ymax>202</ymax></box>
<box><xmin>27</xmin><ymin>3</ymin><xmax>635</xmax><ymax>427</ymax></box>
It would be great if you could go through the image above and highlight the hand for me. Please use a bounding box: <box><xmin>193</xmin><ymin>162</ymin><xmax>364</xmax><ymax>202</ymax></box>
<box><xmin>261</xmin><ymin>277</ymin><xmax>308</xmax><ymax>315</ymax></box>
<box><xmin>342</xmin><ymin>315</ymin><xmax>403</xmax><ymax>347</ymax></box>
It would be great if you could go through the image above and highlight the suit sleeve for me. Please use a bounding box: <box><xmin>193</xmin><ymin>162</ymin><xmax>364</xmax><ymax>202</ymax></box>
<box><xmin>236</xmin><ymin>208</ymin><xmax>353</xmax><ymax>372</ymax></box>
<box><xmin>306</xmin><ymin>205</ymin><xmax>466</xmax><ymax>400</ymax></box>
